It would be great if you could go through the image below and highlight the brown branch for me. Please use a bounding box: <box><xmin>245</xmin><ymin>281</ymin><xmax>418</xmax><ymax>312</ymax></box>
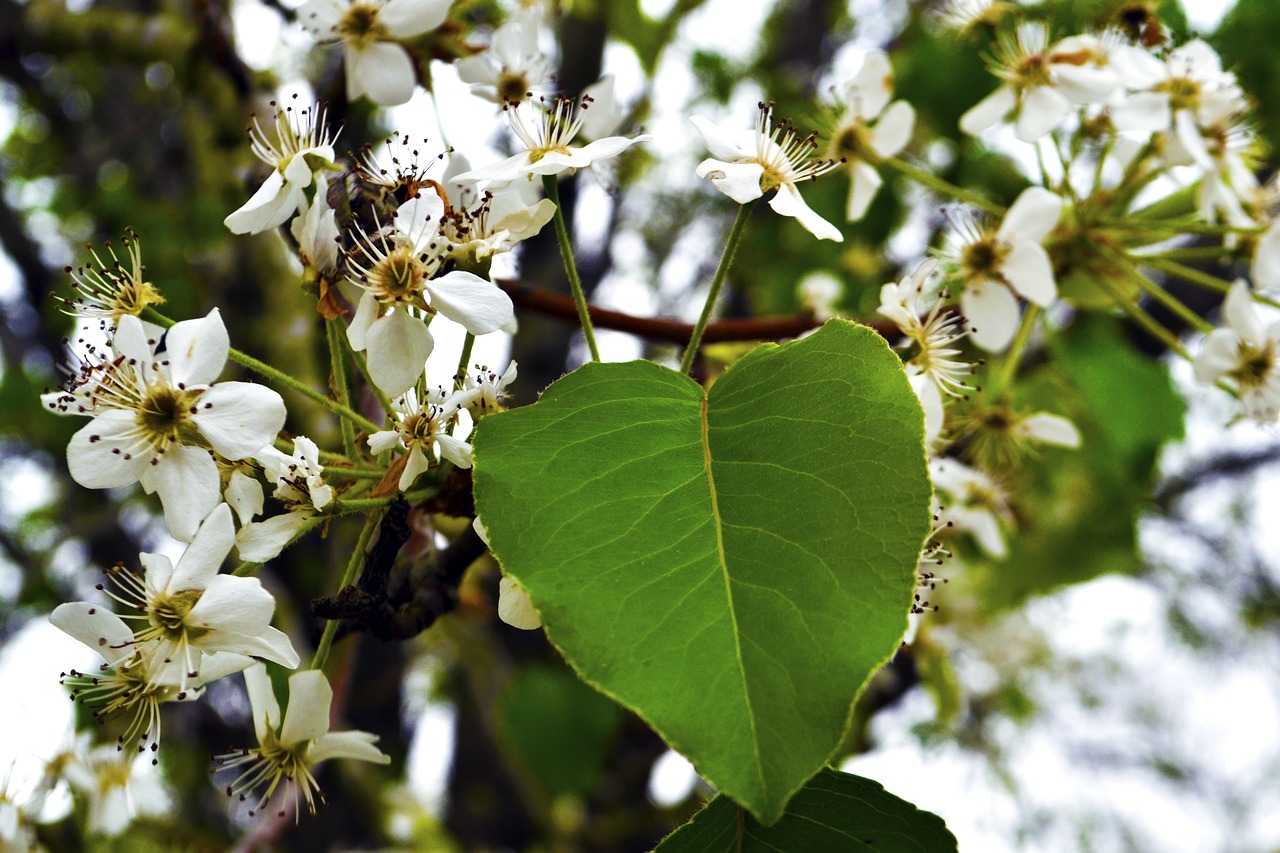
<box><xmin>495</xmin><ymin>278</ymin><xmax>894</xmax><ymax>344</ymax></box>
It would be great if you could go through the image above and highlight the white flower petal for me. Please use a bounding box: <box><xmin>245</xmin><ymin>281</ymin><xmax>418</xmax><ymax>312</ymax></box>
<box><xmin>498</xmin><ymin>576</ymin><xmax>542</xmax><ymax>630</ymax></box>
<box><xmin>962</xmin><ymin>280</ymin><xmax>1021</xmax><ymax>352</ymax></box>
<box><xmin>140</xmin><ymin>445</ymin><xmax>221</xmax><ymax>542</ymax></box>
<box><xmin>1194</xmin><ymin>329</ymin><xmax>1241</xmax><ymax>383</ymax></box>
<box><xmin>397</xmin><ymin>446</ymin><xmax>432</xmax><ymax>491</ymax></box>
<box><xmin>50</xmin><ymin>602</ymin><xmax>136</xmax><ymax>663</ymax></box>
<box><xmin>959</xmin><ymin>85</ymin><xmax>1016</xmax><ymax>136</ymax></box>
<box><xmin>846</xmin><ymin>49</ymin><xmax>894</xmax><ymax>118</ymax></box>
<box><xmin>1223</xmin><ymin>279</ymin><xmax>1264</xmax><ymax>343</ymax></box>
<box><xmin>166</xmin><ymin>503</ymin><xmax>235</xmax><ymax>592</ymax></box>
<box><xmin>768</xmin><ymin>183</ymin><xmax>843</xmax><ymax>242</ymax></box>
<box><xmin>846</xmin><ymin>160</ymin><xmax>883</xmax><ymax>221</ymax></box>
<box><xmin>1111</xmin><ymin>91</ymin><xmax>1170</xmax><ymax>133</ymax></box>
<box><xmin>226</xmin><ymin>470</ymin><xmax>264</xmax><ymax>525</ymax></box>
<box><xmin>689</xmin><ymin>116</ymin><xmax>750</xmax><ymax>161</ymax></box>
<box><xmin>348</xmin><ymin>42</ymin><xmax>417</xmax><ymax>106</ymax></box>
<box><xmin>870</xmin><ymin>100</ymin><xmax>914</xmax><ymax>157</ymax></box>
<box><xmin>224</xmin><ymin>171</ymin><xmax>300</xmax><ymax>235</ymax></box>
<box><xmin>243</xmin><ymin>663</ymin><xmax>281</xmax><ymax>742</ymax></box>
<box><xmin>1015</xmin><ymin>85</ymin><xmax>1070</xmax><ymax>142</ymax></box>
<box><xmin>426</xmin><ymin>271</ymin><xmax>515</xmax><ymax>336</ymax></box>
<box><xmin>164</xmin><ymin>309</ymin><xmax>230</xmax><ymax>388</ymax></box>
<box><xmin>67</xmin><ymin>411</ymin><xmax>151</xmax><ymax>489</ymax></box>
<box><xmin>697</xmin><ymin>159</ymin><xmax>765</xmax><ymax>204</ymax></box>
<box><xmin>380</xmin><ymin>0</ymin><xmax>451</xmax><ymax>37</ymax></box>
<box><xmin>193</xmin><ymin>382</ymin><xmax>286</xmax><ymax>460</ymax></box>
<box><xmin>187</xmin><ymin>574</ymin><xmax>275</xmax><ymax>636</ymax></box>
<box><xmin>366</xmin><ymin>309</ymin><xmax>433</xmax><ymax>398</ymax></box>
<box><xmin>308</xmin><ymin>731</ymin><xmax>391</xmax><ymax>765</ymax></box>
<box><xmin>1001</xmin><ymin>239</ymin><xmax>1057</xmax><ymax>306</ymax></box>
<box><xmin>236</xmin><ymin>512</ymin><xmax>308</xmax><ymax>563</ymax></box>
<box><xmin>281</xmin><ymin>670</ymin><xmax>333</xmax><ymax>747</ymax></box>
<box><xmin>347</xmin><ymin>292</ymin><xmax>380</xmax><ymax>350</ymax></box>
<box><xmin>436</xmin><ymin>434</ymin><xmax>473</xmax><ymax>469</ymax></box>
<box><xmin>1253</xmin><ymin>222</ymin><xmax>1280</xmax><ymax>291</ymax></box>
<box><xmin>1020</xmin><ymin>413</ymin><xmax>1081</xmax><ymax>448</ymax></box>
<box><xmin>998</xmin><ymin>187</ymin><xmax>1064</xmax><ymax>244</ymax></box>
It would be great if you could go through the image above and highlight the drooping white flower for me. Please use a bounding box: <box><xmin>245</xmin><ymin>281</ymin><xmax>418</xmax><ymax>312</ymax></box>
<box><xmin>930</xmin><ymin>456</ymin><xmax>1011</xmax><ymax>559</ymax></box>
<box><xmin>455</xmin><ymin>9</ymin><xmax>553</xmax><ymax>106</ymax></box>
<box><xmin>344</xmin><ymin>193</ymin><xmax>515</xmax><ymax>397</ymax></box>
<box><xmin>1194</xmin><ymin>279</ymin><xmax>1280</xmax><ymax>423</ymax></box>
<box><xmin>225</xmin><ymin>101</ymin><xmax>337</xmax><ymax>235</ymax></box>
<box><xmin>64</xmin><ymin>745</ymin><xmax>170</xmax><ymax>837</ymax></box>
<box><xmin>958</xmin><ymin>401</ymin><xmax>1082</xmax><ymax>468</ymax></box>
<box><xmin>41</xmin><ymin>310</ymin><xmax>286</xmax><ymax>540</ymax></box>
<box><xmin>64</xmin><ymin>504</ymin><xmax>299</xmax><ymax>695</ymax></box>
<box><xmin>960</xmin><ymin>24</ymin><xmax>1118</xmax><ymax>143</ymax></box>
<box><xmin>55</xmin><ymin>228</ymin><xmax>165</xmax><ymax>327</ymax></box>
<box><xmin>368</xmin><ymin>386</ymin><xmax>473</xmax><ymax>491</ymax></box>
<box><xmin>299</xmin><ymin>0</ymin><xmax>451</xmax><ymax>106</ymax></box>
<box><xmin>691</xmin><ymin>102</ymin><xmax>844</xmax><ymax>242</ymax></box>
<box><xmin>452</xmin><ymin>95</ymin><xmax>650</xmax><ymax>187</ymax></box>
<box><xmin>214</xmin><ymin>665</ymin><xmax>391</xmax><ymax>818</ymax></box>
<box><xmin>237</xmin><ymin>437</ymin><xmax>335</xmax><ymax>563</ymax></box>
<box><xmin>53</xmin><ymin>596</ymin><xmax>253</xmax><ymax>755</ymax></box>
<box><xmin>879</xmin><ymin>260</ymin><xmax>973</xmax><ymax>397</ymax></box>
<box><xmin>939</xmin><ymin>187</ymin><xmax>1063</xmax><ymax>352</ymax></box>
<box><xmin>825</xmin><ymin>50</ymin><xmax>915</xmax><ymax>221</ymax></box>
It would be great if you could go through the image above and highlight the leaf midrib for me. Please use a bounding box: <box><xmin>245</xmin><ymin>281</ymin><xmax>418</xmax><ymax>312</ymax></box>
<box><xmin>700</xmin><ymin>394</ymin><xmax>765</xmax><ymax>799</ymax></box>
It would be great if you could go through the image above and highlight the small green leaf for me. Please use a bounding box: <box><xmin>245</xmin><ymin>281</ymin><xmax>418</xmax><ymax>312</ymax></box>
<box><xmin>652</xmin><ymin>769</ymin><xmax>957</xmax><ymax>853</ymax></box>
<box><xmin>473</xmin><ymin>320</ymin><xmax>931</xmax><ymax>822</ymax></box>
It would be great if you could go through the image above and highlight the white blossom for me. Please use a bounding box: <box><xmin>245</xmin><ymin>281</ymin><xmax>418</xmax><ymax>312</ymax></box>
<box><xmin>1194</xmin><ymin>279</ymin><xmax>1280</xmax><ymax>423</ymax></box>
<box><xmin>214</xmin><ymin>665</ymin><xmax>391</xmax><ymax>818</ymax></box>
<box><xmin>42</xmin><ymin>310</ymin><xmax>286</xmax><ymax>540</ymax></box>
<box><xmin>64</xmin><ymin>746</ymin><xmax>170</xmax><ymax>837</ymax></box>
<box><xmin>930</xmin><ymin>457</ymin><xmax>1011</xmax><ymax>558</ymax></box>
<box><xmin>225</xmin><ymin>101</ymin><xmax>337</xmax><ymax>235</ymax></box>
<box><xmin>826</xmin><ymin>50</ymin><xmax>915</xmax><ymax>220</ymax></box>
<box><xmin>368</xmin><ymin>386</ymin><xmax>473</xmax><ymax>491</ymax></box>
<box><xmin>461</xmin><ymin>361</ymin><xmax>517</xmax><ymax>417</ymax></box>
<box><xmin>299</xmin><ymin>0</ymin><xmax>451</xmax><ymax>106</ymax></box>
<box><xmin>960</xmin><ymin>24</ymin><xmax>1118</xmax><ymax>143</ymax></box>
<box><xmin>455</xmin><ymin>9</ymin><xmax>553</xmax><ymax>105</ymax></box>
<box><xmin>939</xmin><ymin>187</ymin><xmax>1063</xmax><ymax>352</ymax></box>
<box><xmin>344</xmin><ymin>193</ymin><xmax>515</xmax><ymax>397</ymax></box>
<box><xmin>441</xmin><ymin>155</ymin><xmax>556</xmax><ymax>265</ymax></box>
<box><xmin>453</xmin><ymin>95</ymin><xmax>650</xmax><ymax>187</ymax></box>
<box><xmin>879</xmin><ymin>260</ymin><xmax>973</xmax><ymax>397</ymax></box>
<box><xmin>55</xmin><ymin>228</ymin><xmax>165</xmax><ymax>327</ymax></box>
<box><xmin>58</xmin><ymin>503</ymin><xmax>299</xmax><ymax>697</ymax></box>
<box><xmin>237</xmin><ymin>437</ymin><xmax>335</xmax><ymax>563</ymax></box>
<box><xmin>691</xmin><ymin>102</ymin><xmax>844</xmax><ymax>241</ymax></box>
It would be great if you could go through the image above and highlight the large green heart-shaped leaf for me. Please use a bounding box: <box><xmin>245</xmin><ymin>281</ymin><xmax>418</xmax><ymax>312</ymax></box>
<box><xmin>472</xmin><ymin>320</ymin><xmax>930</xmax><ymax>822</ymax></box>
<box><xmin>653</xmin><ymin>769</ymin><xmax>957</xmax><ymax>852</ymax></box>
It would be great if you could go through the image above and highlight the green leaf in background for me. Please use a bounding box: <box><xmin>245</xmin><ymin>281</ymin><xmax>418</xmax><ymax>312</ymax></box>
<box><xmin>651</xmin><ymin>768</ymin><xmax>957</xmax><ymax>853</ymax></box>
<box><xmin>472</xmin><ymin>320</ymin><xmax>931</xmax><ymax>823</ymax></box>
<box><xmin>496</xmin><ymin>665</ymin><xmax>623</xmax><ymax>797</ymax></box>
<box><xmin>970</xmin><ymin>315</ymin><xmax>1186</xmax><ymax>609</ymax></box>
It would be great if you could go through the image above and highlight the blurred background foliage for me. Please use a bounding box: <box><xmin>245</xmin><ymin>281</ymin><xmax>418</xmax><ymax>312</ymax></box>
<box><xmin>2</xmin><ymin>0</ymin><xmax>1279</xmax><ymax>850</ymax></box>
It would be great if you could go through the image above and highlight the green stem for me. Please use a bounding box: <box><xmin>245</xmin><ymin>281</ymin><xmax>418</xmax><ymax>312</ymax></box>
<box><xmin>1139</xmin><ymin>246</ymin><xmax>1238</xmax><ymax>262</ymax></box>
<box><xmin>325</xmin><ymin>496</ymin><xmax>404</xmax><ymax>514</ymax></box>
<box><xmin>326</xmin><ymin>318</ymin><xmax>360</xmax><ymax>459</ymax></box>
<box><xmin>323</xmin><ymin>466</ymin><xmax>392</xmax><ymax>480</ymax></box>
<box><xmin>880</xmin><ymin>156</ymin><xmax>1004</xmax><ymax>215</ymax></box>
<box><xmin>994</xmin><ymin>306</ymin><xmax>1040</xmax><ymax>395</ymax></box>
<box><xmin>1106</xmin><ymin>252</ymin><xmax>1214</xmax><ymax>334</ymax></box>
<box><xmin>543</xmin><ymin>175</ymin><xmax>600</xmax><ymax>361</ymax></box>
<box><xmin>311</xmin><ymin>511</ymin><xmax>382</xmax><ymax>670</ymax></box>
<box><xmin>1094</xmin><ymin>274</ymin><xmax>1191</xmax><ymax>359</ymax></box>
<box><xmin>454</xmin><ymin>332</ymin><xmax>476</xmax><ymax>390</ymax></box>
<box><xmin>1143</xmin><ymin>256</ymin><xmax>1280</xmax><ymax>310</ymax></box>
<box><xmin>142</xmin><ymin>308</ymin><xmax>381</xmax><ymax>434</ymax></box>
<box><xmin>680</xmin><ymin>201</ymin><xmax>757</xmax><ymax>375</ymax></box>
